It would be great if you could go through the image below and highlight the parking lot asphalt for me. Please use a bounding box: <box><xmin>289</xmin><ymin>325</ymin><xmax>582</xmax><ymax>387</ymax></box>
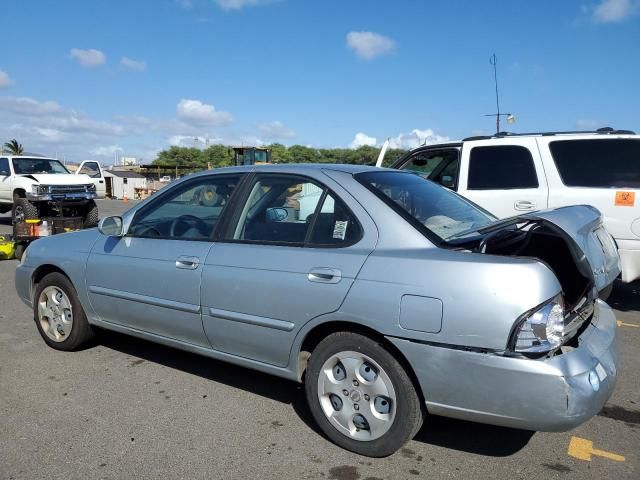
<box><xmin>0</xmin><ymin>199</ymin><xmax>638</xmax><ymax>480</ymax></box>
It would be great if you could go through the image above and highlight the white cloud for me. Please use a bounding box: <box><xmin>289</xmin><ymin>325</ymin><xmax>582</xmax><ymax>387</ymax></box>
<box><xmin>120</xmin><ymin>56</ymin><xmax>147</xmax><ymax>71</ymax></box>
<box><xmin>346</xmin><ymin>32</ymin><xmax>396</xmax><ymax>60</ymax></box>
<box><xmin>592</xmin><ymin>0</ymin><xmax>639</xmax><ymax>22</ymax></box>
<box><xmin>0</xmin><ymin>96</ymin><xmax>129</xmax><ymax>159</ymax></box>
<box><xmin>350</xmin><ymin>132</ymin><xmax>377</xmax><ymax>148</ymax></box>
<box><xmin>177</xmin><ymin>99</ymin><xmax>233</xmax><ymax>126</ymax></box>
<box><xmin>387</xmin><ymin>129</ymin><xmax>449</xmax><ymax>149</ymax></box>
<box><xmin>257</xmin><ymin>120</ymin><xmax>295</xmax><ymax>139</ymax></box>
<box><xmin>216</xmin><ymin>0</ymin><xmax>275</xmax><ymax>10</ymax></box>
<box><xmin>0</xmin><ymin>96</ymin><xmax>62</xmax><ymax>115</ymax></box>
<box><xmin>0</xmin><ymin>70</ymin><xmax>13</xmax><ymax>89</ymax></box>
<box><xmin>70</xmin><ymin>48</ymin><xmax>106</xmax><ymax>67</ymax></box>
<box><xmin>91</xmin><ymin>145</ymin><xmax>123</xmax><ymax>157</ymax></box>
<box><xmin>576</xmin><ymin>119</ymin><xmax>605</xmax><ymax>130</ymax></box>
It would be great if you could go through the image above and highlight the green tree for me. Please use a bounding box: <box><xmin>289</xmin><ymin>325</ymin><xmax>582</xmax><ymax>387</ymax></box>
<box><xmin>3</xmin><ymin>139</ymin><xmax>24</xmax><ymax>155</ymax></box>
<box><xmin>268</xmin><ymin>143</ymin><xmax>293</xmax><ymax>163</ymax></box>
<box><xmin>151</xmin><ymin>143</ymin><xmax>410</xmax><ymax>168</ymax></box>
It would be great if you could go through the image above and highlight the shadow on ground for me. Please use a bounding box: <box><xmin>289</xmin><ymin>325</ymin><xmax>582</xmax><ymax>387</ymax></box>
<box><xmin>607</xmin><ymin>280</ymin><xmax>640</xmax><ymax>312</ymax></box>
<box><xmin>98</xmin><ymin>329</ymin><xmax>533</xmax><ymax>457</ymax></box>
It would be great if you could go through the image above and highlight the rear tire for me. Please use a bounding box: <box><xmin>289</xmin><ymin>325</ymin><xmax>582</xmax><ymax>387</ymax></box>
<box><xmin>305</xmin><ymin>331</ymin><xmax>423</xmax><ymax>457</ymax></box>
<box><xmin>82</xmin><ymin>200</ymin><xmax>99</xmax><ymax>228</ymax></box>
<box><xmin>12</xmin><ymin>195</ymin><xmax>39</xmax><ymax>224</ymax></box>
<box><xmin>33</xmin><ymin>272</ymin><xmax>94</xmax><ymax>351</ymax></box>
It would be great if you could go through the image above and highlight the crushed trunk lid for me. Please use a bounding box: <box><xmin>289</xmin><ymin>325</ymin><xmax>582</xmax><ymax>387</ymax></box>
<box><xmin>495</xmin><ymin>205</ymin><xmax>621</xmax><ymax>294</ymax></box>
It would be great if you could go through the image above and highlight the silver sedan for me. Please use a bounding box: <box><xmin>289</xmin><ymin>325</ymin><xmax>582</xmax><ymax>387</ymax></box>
<box><xmin>15</xmin><ymin>164</ymin><xmax>619</xmax><ymax>457</ymax></box>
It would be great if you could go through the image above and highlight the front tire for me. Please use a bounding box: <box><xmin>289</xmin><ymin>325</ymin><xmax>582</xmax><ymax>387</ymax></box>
<box><xmin>12</xmin><ymin>195</ymin><xmax>39</xmax><ymax>224</ymax></box>
<box><xmin>305</xmin><ymin>332</ymin><xmax>423</xmax><ymax>457</ymax></box>
<box><xmin>33</xmin><ymin>272</ymin><xmax>94</xmax><ymax>351</ymax></box>
<box><xmin>82</xmin><ymin>200</ymin><xmax>99</xmax><ymax>228</ymax></box>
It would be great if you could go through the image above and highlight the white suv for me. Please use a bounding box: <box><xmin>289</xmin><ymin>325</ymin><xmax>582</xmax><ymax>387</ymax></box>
<box><xmin>391</xmin><ymin>129</ymin><xmax>639</xmax><ymax>283</ymax></box>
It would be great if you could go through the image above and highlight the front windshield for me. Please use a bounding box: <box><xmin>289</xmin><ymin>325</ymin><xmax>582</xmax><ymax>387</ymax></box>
<box><xmin>357</xmin><ymin>171</ymin><xmax>495</xmax><ymax>242</ymax></box>
<box><xmin>12</xmin><ymin>158</ymin><xmax>70</xmax><ymax>175</ymax></box>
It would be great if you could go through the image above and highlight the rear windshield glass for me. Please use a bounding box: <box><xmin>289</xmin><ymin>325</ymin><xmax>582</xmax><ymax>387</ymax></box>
<box><xmin>549</xmin><ymin>139</ymin><xmax>640</xmax><ymax>188</ymax></box>
<box><xmin>356</xmin><ymin>171</ymin><xmax>495</xmax><ymax>243</ymax></box>
<box><xmin>12</xmin><ymin>158</ymin><xmax>70</xmax><ymax>175</ymax></box>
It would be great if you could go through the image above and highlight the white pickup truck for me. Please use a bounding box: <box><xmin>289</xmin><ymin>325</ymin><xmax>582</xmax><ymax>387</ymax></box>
<box><xmin>0</xmin><ymin>156</ymin><xmax>106</xmax><ymax>227</ymax></box>
<box><xmin>390</xmin><ymin>129</ymin><xmax>640</xmax><ymax>283</ymax></box>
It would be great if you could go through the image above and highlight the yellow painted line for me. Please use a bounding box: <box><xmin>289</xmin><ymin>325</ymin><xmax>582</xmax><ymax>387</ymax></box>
<box><xmin>568</xmin><ymin>437</ymin><xmax>625</xmax><ymax>462</ymax></box>
<box><xmin>617</xmin><ymin>320</ymin><xmax>640</xmax><ymax>328</ymax></box>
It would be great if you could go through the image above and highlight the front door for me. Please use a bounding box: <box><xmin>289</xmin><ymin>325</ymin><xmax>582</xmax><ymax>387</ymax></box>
<box><xmin>0</xmin><ymin>157</ymin><xmax>11</xmax><ymax>204</ymax></box>
<box><xmin>201</xmin><ymin>172</ymin><xmax>376</xmax><ymax>366</ymax></box>
<box><xmin>86</xmin><ymin>173</ymin><xmax>243</xmax><ymax>347</ymax></box>
<box><xmin>77</xmin><ymin>160</ymin><xmax>106</xmax><ymax>198</ymax></box>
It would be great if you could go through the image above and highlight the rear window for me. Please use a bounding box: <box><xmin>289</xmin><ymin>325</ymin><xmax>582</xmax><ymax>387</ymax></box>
<box><xmin>356</xmin><ymin>171</ymin><xmax>495</xmax><ymax>244</ymax></box>
<box><xmin>468</xmin><ymin>146</ymin><xmax>538</xmax><ymax>190</ymax></box>
<box><xmin>549</xmin><ymin>139</ymin><xmax>640</xmax><ymax>188</ymax></box>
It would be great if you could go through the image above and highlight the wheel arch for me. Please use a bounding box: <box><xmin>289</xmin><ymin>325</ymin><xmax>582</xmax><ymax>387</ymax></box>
<box><xmin>13</xmin><ymin>187</ymin><xmax>26</xmax><ymax>198</ymax></box>
<box><xmin>32</xmin><ymin>264</ymin><xmax>73</xmax><ymax>291</ymax></box>
<box><xmin>296</xmin><ymin>320</ymin><xmax>426</xmax><ymax>404</ymax></box>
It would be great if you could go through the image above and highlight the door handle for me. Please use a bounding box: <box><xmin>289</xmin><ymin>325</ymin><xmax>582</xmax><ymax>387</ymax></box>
<box><xmin>176</xmin><ymin>256</ymin><xmax>200</xmax><ymax>270</ymax></box>
<box><xmin>308</xmin><ymin>268</ymin><xmax>342</xmax><ymax>284</ymax></box>
<box><xmin>514</xmin><ymin>200</ymin><xmax>536</xmax><ymax>211</ymax></box>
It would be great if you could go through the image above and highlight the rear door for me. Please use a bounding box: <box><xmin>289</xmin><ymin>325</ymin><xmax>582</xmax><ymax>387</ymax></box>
<box><xmin>77</xmin><ymin>160</ymin><xmax>106</xmax><ymax>198</ymax></box>
<box><xmin>538</xmin><ymin>136</ymin><xmax>640</xmax><ymax>243</ymax></box>
<box><xmin>457</xmin><ymin>138</ymin><xmax>549</xmax><ymax>218</ymax></box>
<box><xmin>200</xmin><ymin>171</ymin><xmax>377</xmax><ymax>367</ymax></box>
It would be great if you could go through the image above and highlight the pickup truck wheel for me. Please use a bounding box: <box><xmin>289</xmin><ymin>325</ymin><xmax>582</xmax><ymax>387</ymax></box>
<box><xmin>33</xmin><ymin>272</ymin><xmax>94</xmax><ymax>351</ymax></box>
<box><xmin>82</xmin><ymin>200</ymin><xmax>99</xmax><ymax>228</ymax></box>
<box><xmin>12</xmin><ymin>196</ymin><xmax>39</xmax><ymax>224</ymax></box>
<box><xmin>305</xmin><ymin>332</ymin><xmax>423</xmax><ymax>457</ymax></box>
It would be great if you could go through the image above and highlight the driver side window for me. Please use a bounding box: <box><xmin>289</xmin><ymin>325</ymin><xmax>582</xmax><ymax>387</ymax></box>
<box><xmin>399</xmin><ymin>149</ymin><xmax>460</xmax><ymax>190</ymax></box>
<box><xmin>129</xmin><ymin>174</ymin><xmax>242</xmax><ymax>240</ymax></box>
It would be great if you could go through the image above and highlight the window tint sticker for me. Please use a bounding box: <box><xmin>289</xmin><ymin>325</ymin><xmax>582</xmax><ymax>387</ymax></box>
<box><xmin>333</xmin><ymin>221</ymin><xmax>348</xmax><ymax>240</ymax></box>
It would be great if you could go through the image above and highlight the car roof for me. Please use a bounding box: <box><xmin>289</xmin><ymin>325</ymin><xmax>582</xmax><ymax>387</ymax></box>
<box><xmin>185</xmin><ymin>163</ymin><xmax>392</xmax><ymax>178</ymax></box>
<box><xmin>403</xmin><ymin>129</ymin><xmax>638</xmax><ymax>154</ymax></box>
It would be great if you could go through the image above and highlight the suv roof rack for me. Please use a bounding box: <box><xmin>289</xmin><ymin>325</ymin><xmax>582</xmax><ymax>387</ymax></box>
<box><xmin>462</xmin><ymin>127</ymin><xmax>636</xmax><ymax>142</ymax></box>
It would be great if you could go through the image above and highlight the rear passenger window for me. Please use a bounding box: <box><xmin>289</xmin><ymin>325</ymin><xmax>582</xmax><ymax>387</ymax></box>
<box><xmin>307</xmin><ymin>193</ymin><xmax>362</xmax><ymax>246</ymax></box>
<box><xmin>468</xmin><ymin>146</ymin><xmax>538</xmax><ymax>190</ymax></box>
<box><xmin>233</xmin><ymin>176</ymin><xmax>323</xmax><ymax>244</ymax></box>
<box><xmin>232</xmin><ymin>175</ymin><xmax>361</xmax><ymax>247</ymax></box>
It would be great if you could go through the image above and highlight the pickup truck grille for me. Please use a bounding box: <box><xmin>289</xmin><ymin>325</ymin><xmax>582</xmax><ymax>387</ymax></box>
<box><xmin>48</xmin><ymin>185</ymin><xmax>90</xmax><ymax>194</ymax></box>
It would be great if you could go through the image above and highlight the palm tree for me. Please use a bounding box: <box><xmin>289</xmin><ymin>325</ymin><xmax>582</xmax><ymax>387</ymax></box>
<box><xmin>3</xmin><ymin>139</ymin><xmax>24</xmax><ymax>155</ymax></box>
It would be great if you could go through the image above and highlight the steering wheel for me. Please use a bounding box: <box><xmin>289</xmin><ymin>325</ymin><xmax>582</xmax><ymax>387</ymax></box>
<box><xmin>169</xmin><ymin>214</ymin><xmax>209</xmax><ymax>238</ymax></box>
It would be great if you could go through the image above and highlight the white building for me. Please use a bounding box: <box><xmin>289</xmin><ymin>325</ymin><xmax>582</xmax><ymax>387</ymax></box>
<box><xmin>103</xmin><ymin>170</ymin><xmax>146</xmax><ymax>199</ymax></box>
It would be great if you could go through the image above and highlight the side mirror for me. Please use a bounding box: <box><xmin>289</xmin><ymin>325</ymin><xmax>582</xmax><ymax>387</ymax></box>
<box><xmin>98</xmin><ymin>216</ymin><xmax>124</xmax><ymax>236</ymax></box>
<box><xmin>0</xmin><ymin>169</ymin><xmax>9</xmax><ymax>176</ymax></box>
<box><xmin>441</xmin><ymin>175</ymin><xmax>455</xmax><ymax>188</ymax></box>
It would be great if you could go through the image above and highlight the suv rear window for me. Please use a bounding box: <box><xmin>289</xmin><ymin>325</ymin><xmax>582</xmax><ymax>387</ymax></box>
<box><xmin>468</xmin><ymin>146</ymin><xmax>538</xmax><ymax>190</ymax></box>
<box><xmin>549</xmin><ymin>139</ymin><xmax>640</xmax><ymax>188</ymax></box>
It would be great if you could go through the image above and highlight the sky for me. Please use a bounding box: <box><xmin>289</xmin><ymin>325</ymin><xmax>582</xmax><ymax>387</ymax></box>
<box><xmin>0</xmin><ymin>0</ymin><xmax>639</xmax><ymax>164</ymax></box>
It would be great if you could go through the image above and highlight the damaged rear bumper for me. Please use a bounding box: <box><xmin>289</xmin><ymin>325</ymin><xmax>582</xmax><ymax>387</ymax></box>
<box><xmin>388</xmin><ymin>299</ymin><xmax>618</xmax><ymax>431</ymax></box>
